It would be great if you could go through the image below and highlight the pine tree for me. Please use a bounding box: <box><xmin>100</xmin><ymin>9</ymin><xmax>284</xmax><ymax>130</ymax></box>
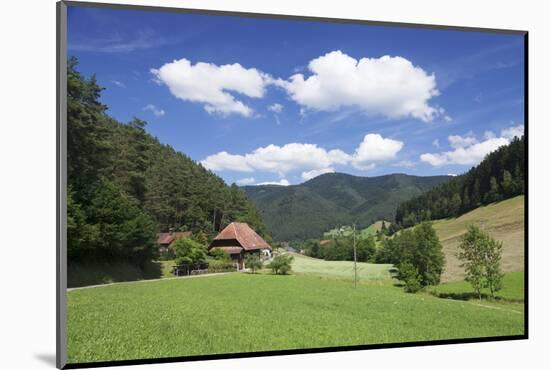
<box><xmin>472</xmin><ymin>179</ymin><xmax>481</xmax><ymax>207</ymax></box>
<box><xmin>486</xmin><ymin>176</ymin><xmax>501</xmax><ymax>203</ymax></box>
<box><xmin>501</xmin><ymin>170</ymin><xmax>513</xmax><ymax>197</ymax></box>
<box><xmin>449</xmin><ymin>193</ymin><xmax>461</xmax><ymax>216</ymax></box>
<box><xmin>462</xmin><ymin>187</ymin><xmax>470</xmax><ymax>212</ymax></box>
<box><xmin>513</xmin><ymin>163</ymin><xmax>524</xmax><ymax>194</ymax></box>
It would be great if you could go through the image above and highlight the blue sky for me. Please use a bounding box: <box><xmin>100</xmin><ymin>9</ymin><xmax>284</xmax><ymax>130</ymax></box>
<box><xmin>67</xmin><ymin>5</ymin><xmax>525</xmax><ymax>186</ymax></box>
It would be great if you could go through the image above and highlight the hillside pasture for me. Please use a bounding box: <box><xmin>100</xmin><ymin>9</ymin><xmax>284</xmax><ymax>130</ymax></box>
<box><xmin>290</xmin><ymin>253</ymin><xmax>393</xmax><ymax>281</ymax></box>
<box><xmin>68</xmin><ymin>273</ymin><xmax>524</xmax><ymax>364</ymax></box>
<box><xmin>323</xmin><ymin>220</ymin><xmax>390</xmax><ymax>239</ymax></box>
<box><xmin>432</xmin><ymin>196</ymin><xmax>525</xmax><ymax>282</ymax></box>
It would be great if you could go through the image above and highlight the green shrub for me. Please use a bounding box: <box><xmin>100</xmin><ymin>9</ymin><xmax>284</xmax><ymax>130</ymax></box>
<box><xmin>172</xmin><ymin>238</ymin><xmax>207</xmax><ymax>266</ymax></box>
<box><xmin>207</xmin><ymin>259</ymin><xmax>235</xmax><ymax>273</ymax></box>
<box><xmin>209</xmin><ymin>248</ymin><xmax>227</xmax><ymax>260</ymax></box>
<box><xmin>398</xmin><ymin>262</ymin><xmax>422</xmax><ymax>293</ymax></box>
<box><xmin>268</xmin><ymin>254</ymin><xmax>294</xmax><ymax>275</ymax></box>
<box><xmin>245</xmin><ymin>254</ymin><xmax>263</xmax><ymax>273</ymax></box>
<box><xmin>158</xmin><ymin>249</ymin><xmax>175</xmax><ymax>261</ymax></box>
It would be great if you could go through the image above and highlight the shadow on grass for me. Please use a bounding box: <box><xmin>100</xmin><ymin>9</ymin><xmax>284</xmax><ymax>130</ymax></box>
<box><xmin>430</xmin><ymin>291</ymin><xmax>524</xmax><ymax>303</ymax></box>
<box><xmin>68</xmin><ymin>259</ymin><xmax>162</xmax><ymax>288</ymax></box>
<box><xmin>432</xmin><ymin>291</ymin><xmax>489</xmax><ymax>301</ymax></box>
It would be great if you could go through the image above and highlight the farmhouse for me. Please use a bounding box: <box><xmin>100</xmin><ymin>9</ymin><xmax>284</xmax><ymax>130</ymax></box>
<box><xmin>157</xmin><ymin>230</ymin><xmax>192</xmax><ymax>253</ymax></box>
<box><xmin>209</xmin><ymin>222</ymin><xmax>272</xmax><ymax>270</ymax></box>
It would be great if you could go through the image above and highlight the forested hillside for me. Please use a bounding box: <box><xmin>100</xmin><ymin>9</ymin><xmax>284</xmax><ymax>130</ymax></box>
<box><xmin>242</xmin><ymin>173</ymin><xmax>450</xmax><ymax>241</ymax></box>
<box><xmin>66</xmin><ymin>58</ymin><xmax>269</xmax><ymax>267</ymax></box>
<box><xmin>395</xmin><ymin>136</ymin><xmax>525</xmax><ymax>228</ymax></box>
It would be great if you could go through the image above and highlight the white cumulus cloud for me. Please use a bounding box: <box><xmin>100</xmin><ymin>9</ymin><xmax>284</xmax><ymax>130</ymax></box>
<box><xmin>268</xmin><ymin>103</ymin><xmax>284</xmax><ymax>113</ymax></box>
<box><xmin>351</xmin><ymin>134</ymin><xmax>403</xmax><ymax>169</ymax></box>
<box><xmin>256</xmin><ymin>179</ymin><xmax>290</xmax><ymax>186</ymax></box>
<box><xmin>143</xmin><ymin>104</ymin><xmax>165</xmax><ymax>117</ymax></box>
<box><xmin>274</xmin><ymin>50</ymin><xmax>441</xmax><ymax>122</ymax></box>
<box><xmin>420</xmin><ymin>125</ymin><xmax>523</xmax><ymax>167</ymax></box>
<box><xmin>448</xmin><ymin>134</ymin><xmax>477</xmax><ymax>149</ymax></box>
<box><xmin>201</xmin><ymin>152</ymin><xmax>253</xmax><ymax>172</ymax></box>
<box><xmin>151</xmin><ymin>58</ymin><xmax>269</xmax><ymax>117</ymax></box>
<box><xmin>112</xmin><ymin>80</ymin><xmax>126</xmax><ymax>88</ymax></box>
<box><xmin>201</xmin><ymin>133</ymin><xmax>403</xmax><ymax>176</ymax></box>
<box><xmin>301</xmin><ymin>167</ymin><xmax>335</xmax><ymax>181</ymax></box>
<box><xmin>501</xmin><ymin>125</ymin><xmax>524</xmax><ymax>140</ymax></box>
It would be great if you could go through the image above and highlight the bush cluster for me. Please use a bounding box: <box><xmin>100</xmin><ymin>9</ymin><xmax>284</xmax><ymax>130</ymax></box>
<box><xmin>268</xmin><ymin>255</ymin><xmax>294</xmax><ymax>275</ymax></box>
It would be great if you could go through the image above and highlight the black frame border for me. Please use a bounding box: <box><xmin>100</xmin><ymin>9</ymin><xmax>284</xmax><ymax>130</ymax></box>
<box><xmin>57</xmin><ymin>1</ymin><xmax>529</xmax><ymax>369</ymax></box>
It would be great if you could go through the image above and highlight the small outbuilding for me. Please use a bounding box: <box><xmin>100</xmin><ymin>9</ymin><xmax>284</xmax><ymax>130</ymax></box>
<box><xmin>157</xmin><ymin>231</ymin><xmax>192</xmax><ymax>253</ymax></box>
<box><xmin>209</xmin><ymin>222</ymin><xmax>272</xmax><ymax>270</ymax></box>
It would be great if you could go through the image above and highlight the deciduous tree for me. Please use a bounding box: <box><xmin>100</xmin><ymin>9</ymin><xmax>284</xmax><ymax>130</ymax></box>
<box><xmin>457</xmin><ymin>225</ymin><xmax>504</xmax><ymax>299</ymax></box>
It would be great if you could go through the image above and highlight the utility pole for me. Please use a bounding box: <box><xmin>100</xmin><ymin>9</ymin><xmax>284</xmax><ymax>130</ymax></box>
<box><xmin>353</xmin><ymin>223</ymin><xmax>357</xmax><ymax>288</ymax></box>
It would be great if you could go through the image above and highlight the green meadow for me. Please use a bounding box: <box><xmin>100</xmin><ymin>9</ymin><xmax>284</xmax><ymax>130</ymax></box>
<box><xmin>429</xmin><ymin>271</ymin><xmax>525</xmax><ymax>302</ymax></box>
<box><xmin>67</xmin><ymin>267</ymin><xmax>524</xmax><ymax>364</ymax></box>
<box><xmin>290</xmin><ymin>253</ymin><xmax>393</xmax><ymax>281</ymax></box>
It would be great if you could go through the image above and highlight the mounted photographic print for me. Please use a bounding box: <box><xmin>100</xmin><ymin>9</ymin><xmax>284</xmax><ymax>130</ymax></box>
<box><xmin>56</xmin><ymin>1</ymin><xmax>528</xmax><ymax>368</ymax></box>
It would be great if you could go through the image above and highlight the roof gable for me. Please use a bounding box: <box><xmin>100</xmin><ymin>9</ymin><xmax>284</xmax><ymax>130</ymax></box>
<box><xmin>157</xmin><ymin>231</ymin><xmax>192</xmax><ymax>245</ymax></box>
<box><xmin>212</xmin><ymin>223</ymin><xmax>271</xmax><ymax>251</ymax></box>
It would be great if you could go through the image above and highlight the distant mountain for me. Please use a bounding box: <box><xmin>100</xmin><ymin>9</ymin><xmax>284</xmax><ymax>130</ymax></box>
<box><xmin>242</xmin><ymin>173</ymin><xmax>451</xmax><ymax>241</ymax></box>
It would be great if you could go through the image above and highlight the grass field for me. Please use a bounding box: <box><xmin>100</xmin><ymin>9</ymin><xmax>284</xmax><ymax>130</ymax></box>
<box><xmin>323</xmin><ymin>220</ymin><xmax>389</xmax><ymax>239</ymax></box>
<box><xmin>290</xmin><ymin>253</ymin><xmax>393</xmax><ymax>281</ymax></box>
<box><xmin>68</xmin><ymin>270</ymin><xmax>524</xmax><ymax>364</ymax></box>
<box><xmin>429</xmin><ymin>272</ymin><xmax>524</xmax><ymax>302</ymax></box>
<box><xmin>431</xmin><ymin>195</ymin><xmax>525</xmax><ymax>282</ymax></box>
<box><xmin>67</xmin><ymin>197</ymin><xmax>525</xmax><ymax>364</ymax></box>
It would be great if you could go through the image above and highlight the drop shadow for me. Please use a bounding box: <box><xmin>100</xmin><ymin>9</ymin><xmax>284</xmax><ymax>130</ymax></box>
<box><xmin>34</xmin><ymin>353</ymin><xmax>56</xmax><ymax>367</ymax></box>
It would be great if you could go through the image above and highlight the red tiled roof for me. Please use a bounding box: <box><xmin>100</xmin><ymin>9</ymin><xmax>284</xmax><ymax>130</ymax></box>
<box><xmin>211</xmin><ymin>246</ymin><xmax>243</xmax><ymax>255</ymax></box>
<box><xmin>319</xmin><ymin>239</ymin><xmax>333</xmax><ymax>245</ymax></box>
<box><xmin>157</xmin><ymin>231</ymin><xmax>192</xmax><ymax>245</ymax></box>
<box><xmin>211</xmin><ymin>222</ymin><xmax>271</xmax><ymax>251</ymax></box>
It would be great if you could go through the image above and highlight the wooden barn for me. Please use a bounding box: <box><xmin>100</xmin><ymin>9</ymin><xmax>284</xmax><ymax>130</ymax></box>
<box><xmin>157</xmin><ymin>231</ymin><xmax>192</xmax><ymax>253</ymax></box>
<box><xmin>209</xmin><ymin>222</ymin><xmax>272</xmax><ymax>270</ymax></box>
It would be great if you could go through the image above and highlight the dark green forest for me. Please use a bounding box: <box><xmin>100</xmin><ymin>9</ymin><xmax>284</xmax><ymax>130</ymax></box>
<box><xmin>66</xmin><ymin>58</ymin><xmax>269</xmax><ymax>268</ymax></box>
<box><xmin>242</xmin><ymin>173</ymin><xmax>450</xmax><ymax>241</ymax></box>
<box><xmin>395</xmin><ymin>135</ymin><xmax>525</xmax><ymax>228</ymax></box>
<box><xmin>301</xmin><ymin>236</ymin><xmax>377</xmax><ymax>263</ymax></box>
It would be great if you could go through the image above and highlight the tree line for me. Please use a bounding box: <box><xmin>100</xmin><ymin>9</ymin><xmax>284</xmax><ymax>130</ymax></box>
<box><xmin>66</xmin><ymin>57</ymin><xmax>270</xmax><ymax>267</ymax></box>
<box><xmin>395</xmin><ymin>136</ymin><xmax>525</xmax><ymax>228</ymax></box>
<box><xmin>302</xmin><ymin>236</ymin><xmax>377</xmax><ymax>263</ymax></box>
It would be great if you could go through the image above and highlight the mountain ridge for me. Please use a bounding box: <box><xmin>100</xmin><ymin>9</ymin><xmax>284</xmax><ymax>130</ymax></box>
<box><xmin>242</xmin><ymin>172</ymin><xmax>451</xmax><ymax>241</ymax></box>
